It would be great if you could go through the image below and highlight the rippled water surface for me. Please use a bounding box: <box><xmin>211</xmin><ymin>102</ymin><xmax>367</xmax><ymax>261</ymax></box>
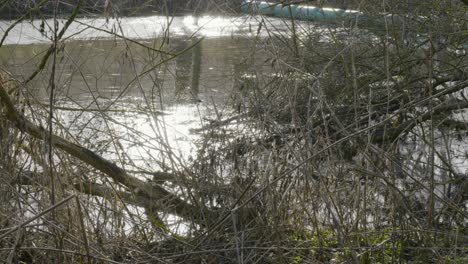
<box><xmin>0</xmin><ymin>15</ymin><xmax>297</xmax><ymax>170</ymax></box>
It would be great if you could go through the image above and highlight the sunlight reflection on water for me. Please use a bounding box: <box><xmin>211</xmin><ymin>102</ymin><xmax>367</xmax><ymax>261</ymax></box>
<box><xmin>0</xmin><ymin>14</ymin><xmax>296</xmax><ymax>45</ymax></box>
<box><xmin>53</xmin><ymin>98</ymin><xmax>209</xmax><ymax>177</ymax></box>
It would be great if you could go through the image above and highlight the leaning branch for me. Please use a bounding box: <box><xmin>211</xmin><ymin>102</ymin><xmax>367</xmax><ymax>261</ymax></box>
<box><xmin>0</xmin><ymin>74</ymin><xmax>211</xmax><ymax>225</ymax></box>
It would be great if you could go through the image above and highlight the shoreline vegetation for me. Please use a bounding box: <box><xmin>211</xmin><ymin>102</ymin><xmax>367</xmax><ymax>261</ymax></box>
<box><xmin>0</xmin><ymin>0</ymin><xmax>467</xmax><ymax>263</ymax></box>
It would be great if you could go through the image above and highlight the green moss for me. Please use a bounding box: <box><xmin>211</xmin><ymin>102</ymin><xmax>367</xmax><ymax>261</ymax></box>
<box><xmin>288</xmin><ymin>226</ymin><xmax>466</xmax><ymax>263</ymax></box>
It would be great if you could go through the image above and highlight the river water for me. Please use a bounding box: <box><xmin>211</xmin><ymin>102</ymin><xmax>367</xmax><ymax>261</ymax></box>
<box><xmin>2</xmin><ymin>14</ymin><xmax>467</xmax><ymax>173</ymax></box>
<box><xmin>0</xmin><ymin>14</ymin><xmax>321</xmax><ymax>173</ymax></box>
<box><xmin>1</xmin><ymin>15</ymin><xmax>467</xmax><ymax>173</ymax></box>
<box><xmin>0</xmin><ymin>14</ymin><xmax>322</xmax><ymax>234</ymax></box>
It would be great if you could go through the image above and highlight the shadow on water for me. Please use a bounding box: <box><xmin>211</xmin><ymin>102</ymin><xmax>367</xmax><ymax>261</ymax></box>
<box><xmin>0</xmin><ymin>36</ymin><xmax>267</xmax><ymax>105</ymax></box>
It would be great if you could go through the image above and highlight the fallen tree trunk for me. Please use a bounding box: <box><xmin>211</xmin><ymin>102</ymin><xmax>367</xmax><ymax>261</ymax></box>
<box><xmin>0</xmin><ymin>70</ymin><xmax>214</xmax><ymax>226</ymax></box>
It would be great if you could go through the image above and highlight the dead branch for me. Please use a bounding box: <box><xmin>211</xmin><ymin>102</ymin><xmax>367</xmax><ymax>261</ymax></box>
<box><xmin>0</xmin><ymin>71</ymin><xmax>214</xmax><ymax>226</ymax></box>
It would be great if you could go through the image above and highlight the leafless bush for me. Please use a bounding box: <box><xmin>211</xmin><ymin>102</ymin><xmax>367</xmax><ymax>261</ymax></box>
<box><xmin>0</xmin><ymin>0</ymin><xmax>466</xmax><ymax>263</ymax></box>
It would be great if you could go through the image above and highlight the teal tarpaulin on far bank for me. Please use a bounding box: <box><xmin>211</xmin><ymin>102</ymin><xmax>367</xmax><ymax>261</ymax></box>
<box><xmin>240</xmin><ymin>0</ymin><xmax>364</xmax><ymax>22</ymax></box>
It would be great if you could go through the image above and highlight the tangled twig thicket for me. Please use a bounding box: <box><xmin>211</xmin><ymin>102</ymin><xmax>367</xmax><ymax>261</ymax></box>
<box><xmin>0</xmin><ymin>0</ymin><xmax>467</xmax><ymax>263</ymax></box>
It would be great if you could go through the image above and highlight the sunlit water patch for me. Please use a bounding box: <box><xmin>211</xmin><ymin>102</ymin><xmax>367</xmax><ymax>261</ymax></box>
<box><xmin>51</xmin><ymin>99</ymin><xmax>210</xmax><ymax>174</ymax></box>
<box><xmin>0</xmin><ymin>14</ymin><xmax>325</xmax><ymax>45</ymax></box>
